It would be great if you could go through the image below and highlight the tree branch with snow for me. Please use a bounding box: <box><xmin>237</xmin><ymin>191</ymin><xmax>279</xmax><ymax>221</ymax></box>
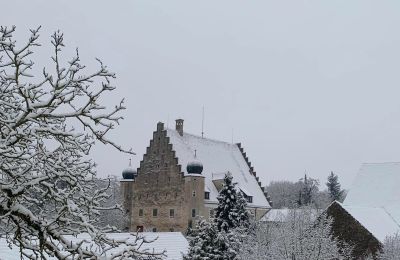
<box><xmin>0</xmin><ymin>26</ymin><xmax>162</xmax><ymax>259</ymax></box>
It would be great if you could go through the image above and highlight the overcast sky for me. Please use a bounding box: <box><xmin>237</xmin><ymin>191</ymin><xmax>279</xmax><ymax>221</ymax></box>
<box><xmin>3</xmin><ymin>0</ymin><xmax>400</xmax><ymax>188</ymax></box>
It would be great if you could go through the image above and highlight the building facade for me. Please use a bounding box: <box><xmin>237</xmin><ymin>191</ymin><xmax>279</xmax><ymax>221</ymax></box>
<box><xmin>121</xmin><ymin>119</ymin><xmax>271</xmax><ymax>233</ymax></box>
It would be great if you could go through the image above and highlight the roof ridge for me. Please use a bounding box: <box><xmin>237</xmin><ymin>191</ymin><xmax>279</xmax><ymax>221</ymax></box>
<box><xmin>382</xmin><ymin>206</ymin><xmax>400</xmax><ymax>229</ymax></box>
<box><xmin>362</xmin><ymin>162</ymin><xmax>400</xmax><ymax>165</ymax></box>
<box><xmin>166</xmin><ymin>128</ymin><xmax>236</xmax><ymax>146</ymax></box>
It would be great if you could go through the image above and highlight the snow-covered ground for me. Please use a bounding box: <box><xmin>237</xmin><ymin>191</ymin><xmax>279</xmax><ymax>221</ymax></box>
<box><xmin>0</xmin><ymin>232</ymin><xmax>188</xmax><ymax>260</ymax></box>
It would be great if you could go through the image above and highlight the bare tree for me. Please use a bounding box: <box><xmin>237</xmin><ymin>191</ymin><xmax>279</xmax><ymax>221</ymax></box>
<box><xmin>366</xmin><ymin>233</ymin><xmax>400</xmax><ymax>260</ymax></box>
<box><xmin>0</xmin><ymin>26</ymin><xmax>163</xmax><ymax>259</ymax></box>
<box><xmin>237</xmin><ymin>207</ymin><xmax>353</xmax><ymax>260</ymax></box>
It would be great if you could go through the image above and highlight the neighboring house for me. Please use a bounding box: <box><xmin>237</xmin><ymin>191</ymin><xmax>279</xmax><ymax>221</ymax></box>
<box><xmin>0</xmin><ymin>232</ymin><xmax>189</xmax><ymax>260</ymax></box>
<box><xmin>260</xmin><ymin>208</ymin><xmax>321</xmax><ymax>223</ymax></box>
<box><xmin>326</xmin><ymin>162</ymin><xmax>400</xmax><ymax>259</ymax></box>
<box><xmin>121</xmin><ymin>119</ymin><xmax>271</xmax><ymax>233</ymax></box>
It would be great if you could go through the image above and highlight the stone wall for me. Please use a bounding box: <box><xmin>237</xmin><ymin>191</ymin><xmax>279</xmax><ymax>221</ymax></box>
<box><xmin>130</xmin><ymin>122</ymin><xmax>204</xmax><ymax>233</ymax></box>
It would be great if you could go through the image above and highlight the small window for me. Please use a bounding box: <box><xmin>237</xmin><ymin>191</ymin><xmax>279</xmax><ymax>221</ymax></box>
<box><xmin>169</xmin><ymin>228</ymin><xmax>174</xmax><ymax>232</ymax></box>
<box><xmin>205</xmin><ymin>192</ymin><xmax>210</xmax><ymax>200</ymax></box>
<box><xmin>153</xmin><ymin>209</ymin><xmax>158</xmax><ymax>217</ymax></box>
<box><xmin>152</xmin><ymin>227</ymin><xmax>157</xmax><ymax>232</ymax></box>
<box><xmin>246</xmin><ymin>196</ymin><xmax>253</xmax><ymax>203</ymax></box>
<box><xmin>192</xmin><ymin>191</ymin><xmax>196</xmax><ymax>197</ymax></box>
<box><xmin>170</xmin><ymin>209</ymin><xmax>175</xmax><ymax>218</ymax></box>
<box><xmin>192</xmin><ymin>209</ymin><xmax>196</xmax><ymax>218</ymax></box>
<box><xmin>139</xmin><ymin>209</ymin><xmax>143</xmax><ymax>217</ymax></box>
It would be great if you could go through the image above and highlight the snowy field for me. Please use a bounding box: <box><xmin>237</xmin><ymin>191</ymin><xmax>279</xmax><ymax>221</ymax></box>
<box><xmin>0</xmin><ymin>232</ymin><xmax>188</xmax><ymax>260</ymax></box>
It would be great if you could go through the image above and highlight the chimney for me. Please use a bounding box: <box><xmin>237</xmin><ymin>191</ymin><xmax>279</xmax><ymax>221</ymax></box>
<box><xmin>175</xmin><ymin>119</ymin><xmax>184</xmax><ymax>136</ymax></box>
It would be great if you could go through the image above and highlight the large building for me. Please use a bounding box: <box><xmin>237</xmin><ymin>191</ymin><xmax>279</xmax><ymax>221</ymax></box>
<box><xmin>121</xmin><ymin>119</ymin><xmax>271</xmax><ymax>233</ymax></box>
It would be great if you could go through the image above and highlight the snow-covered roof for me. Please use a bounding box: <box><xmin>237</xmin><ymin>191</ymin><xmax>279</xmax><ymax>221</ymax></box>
<box><xmin>0</xmin><ymin>232</ymin><xmax>188</xmax><ymax>260</ymax></box>
<box><xmin>344</xmin><ymin>162</ymin><xmax>400</xmax><ymax>208</ymax></box>
<box><xmin>260</xmin><ymin>208</ymin><xmax>321</xmax><ymax>222</ymax></box>
<box><xmin>339</xmin><ymin>204</ymin><xmax>400</xmax><ymax>242</ymax></box>
<box><xmin>166</xmin><ymin>129</ymin><xmax>270</xmax><ymax>209</ymax></box>
<box><xmin>339</xmin><ymin>162</ymin><xmax>400</xmax><ymax>242</ymax></box>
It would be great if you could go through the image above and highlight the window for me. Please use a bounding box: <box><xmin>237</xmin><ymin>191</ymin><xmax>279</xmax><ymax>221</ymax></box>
<box><xmin>152</xmin><ymin>227</ymin><xmax>157</xmax><ymax>232</ymax></box>
<box><xmin>169</xmin><ymin>228</ymin><xmax>174</xmax><ymax>232</ymax></box>
<box><xmin>192</xmin><ymin>191</ymin><xmax>196</xmax><ymax>197</ymax></box>
<box><xmin>192</xmin><ymin>209</ymin><xmax>196</xmax><ymax>218</ymax></box>
<box><xmin>204</xmin><ymin>192</ymin><xmax>210</xmax><ymax>200</ymax></box>
<box><xmin>246</xmin><ymin>196</ymin><xmax>253</xmax><ymax>203</ymax></box>
<box><xmin>139</xmin><ymin>209</ymin><xmax>143</xmax><ymax>217</ymax></box>
<box><xmin>153</xmin><ymin>208</ymin><xmax>158</xmax><ymax>217</ymax></box>
<box><xmin>170</xmin><ymin>209</ymin><xmax>175</xmax><ymax>218</ymax></box>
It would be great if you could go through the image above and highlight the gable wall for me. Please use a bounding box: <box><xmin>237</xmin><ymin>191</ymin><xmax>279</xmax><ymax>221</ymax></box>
<box><xmin>326</xmin><ymin>202</ymin><xmax>382</xmax><ymax>259</ymax></box>
<box><xmin>131</xmin><ymin>123</ymin><xmax>188</xmax><ymax>232</ymax></box>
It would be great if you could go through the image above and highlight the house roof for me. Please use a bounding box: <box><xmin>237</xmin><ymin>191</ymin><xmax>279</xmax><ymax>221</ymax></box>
<box><xmin>338</xmin><ymin>203</ymin><xmax>400</xmax><ymax>242</ymax></box>
<box><xmin>339</xmin><ymin>162</ymin><xmax>400</xmax><ymax>242</ymax></box>
<box><xmin>166</xmin><ymin>128</ymin><xmax>271</xmax><ymax>208</ymax></box>
<box><xmin>0</xmin><ymin>232</ymin><xmax>188</xmax><ymax>260</ymax></box>
<box><xmin>260</xmin><ymin>208</ymin><xmax>321</xmax><ymax>222</ymax></box>
<box><xmin>345</xmin><ymin>162</ymin><xmax>400</xmax><ymax>208</ymax></box>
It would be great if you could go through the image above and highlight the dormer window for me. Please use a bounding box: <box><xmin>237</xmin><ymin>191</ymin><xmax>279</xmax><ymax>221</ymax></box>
<box><xmin>204</xmin><ymin>192</ymin><xmax>210</xmax><ymax>200</ymax></box>
<box><xmin>239</xmin><ymin>187</ymin><xmax>253</xmax><ymax>204</ymax></box>
<box><xmin>245</xmin><ymin>195</ymin><xmax>253</xmax><ymax>203</ymax></box>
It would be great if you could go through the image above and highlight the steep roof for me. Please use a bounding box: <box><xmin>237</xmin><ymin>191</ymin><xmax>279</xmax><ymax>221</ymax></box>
<box><xmin>335</xmin><ymin>203</ymin><xmax>400</xmax><ymax>243</ymax></box>
<box><xmin>0</xmin><ymin>232</ymin><xmax>188</xmax><ymax>260</ymax></box>
<box><xmin>345</xmin><ymin>162</ymin><xmax>400</xmax><ymax>208</ymax></box>
<box><xmin>166</xmin><ymin>128</ymin><xmax>270</xmax><ymax>208</ymax></box>
<box><xmin>340</xmin><ymin>162</ymin><xmax>400</xmax><ymax>242</ymax></box>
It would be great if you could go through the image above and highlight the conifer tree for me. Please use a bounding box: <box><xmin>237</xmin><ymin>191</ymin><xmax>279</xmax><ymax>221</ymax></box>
<box><xmin>326</xmin><ymin>171</ymin><xmax>343</xmax><ymax>202</ymax></box>
<box><xmin>183</xmin><ymin>219</ymin><xmax>239</xmax><ymax>260</ymax></box>
<box><xmin>215</xmin><ymin>172</ymin><xmax>250</xmax><ymax>232</ymax></box>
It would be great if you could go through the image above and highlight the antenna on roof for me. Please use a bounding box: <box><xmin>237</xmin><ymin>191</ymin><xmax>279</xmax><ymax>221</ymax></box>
<box><xmin>167</xmin><ymin>114</ymin><xmax>170</xmax><ymax>128</ymax></box>
<box><xmin>201</xmin><ymin>106</ymin><xmax>205</xmax><ymax>138</ymax></box>
<box><xmin>231</xmin><ymin>128</ymin><xmax>234</xmax><ymax>144</ymax></box>
<box><xmin>194</xmin><ymin>149</ymin><xmax>197</xmax><ymax>158</ymax></box>
<box><xmin>129</xmin><ymin>158</ymin><xmax>132</xmax><ymax>167</ymax></box>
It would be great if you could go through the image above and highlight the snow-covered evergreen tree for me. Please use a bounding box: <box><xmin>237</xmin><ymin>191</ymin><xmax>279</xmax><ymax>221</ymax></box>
<box><xmin>326</xmin><ymin>171</ymin><xmax>343</xmax><ymax>202</ymax></box>
<box><xmin>215</xmin><ymin>172</ymin><xmax>250</xmax><ymax>232</ymax></box>
<box><xmin>237</xmin><ymin>207</ymin><xmax>353</xmax><ymax>260</ymax></box>
<box><xmin>0</xmin><ymin>26</ymin><xmax>162</xmax><ymax>259</ymax></box>
<box><xmin>183</xmin><ymin>219</ymin><xmax>240</xmax><ymax>260</ymax></box>
<box><xmin>184</xmin><ymin>173</ymin><xmax>249</xmax><ymax>260</ymax></box>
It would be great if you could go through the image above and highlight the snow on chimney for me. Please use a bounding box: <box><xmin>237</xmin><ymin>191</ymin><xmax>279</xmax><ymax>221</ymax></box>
<box><xmin>176</xmin><ymin>119</ymin><xmax>184</xmax><ymax>136</ymax></box>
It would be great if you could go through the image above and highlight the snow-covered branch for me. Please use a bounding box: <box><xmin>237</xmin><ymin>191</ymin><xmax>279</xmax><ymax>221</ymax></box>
<box><xmin>0</xmin><ymin>26</ymin><xmax>158</xmax><ymax>259</ymax></box>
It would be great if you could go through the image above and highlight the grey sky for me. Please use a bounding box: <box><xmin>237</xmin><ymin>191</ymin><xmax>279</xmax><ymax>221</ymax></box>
<box><xmin>3</xmin><ymin>0</ymin><xmax>400</xmax><ymax>188</ymax></box>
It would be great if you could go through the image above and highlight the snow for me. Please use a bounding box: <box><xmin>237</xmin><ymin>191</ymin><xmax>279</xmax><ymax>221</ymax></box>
<box><xmin>340</xmin><ymin>204</ymin><xmax>400</xmax><ymax>242</ymax></box>
<box><xmin>340</xmin><ymin>162</ymin><xmax>400</xmax><ymax>242</ymax></box>
<box><xmin>166</xmin><ymin>129</ymin><xmax>270</xmax><ymax>209</ymax></box>
<box><xmin>0</xmin><ymin>232</ymin><xmax>188</xmax><ymax>260</ymax></box>
<box><xmin>260</xmin><ymin>208</ymin><xmax>321</xmax><ymax>222</ymax></box>
<box><xmin>345</xmin><ymin>162</ymin><xmax>400</xmax><ymax>208</ymax></box>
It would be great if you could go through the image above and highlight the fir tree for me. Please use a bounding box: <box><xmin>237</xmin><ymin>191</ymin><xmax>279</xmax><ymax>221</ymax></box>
<box><xmin>326</xmin><ymin>171</ymin><xmax>343</xmax><ymax>202</ymax></box>
<box><xmin>183</xmin><ymin>219</ymin><xmax>239</xmax><ymax>260</ymax></box>
<box><xmin>215</xmin><ymin>172</ymin><xmax>250</xmax><ymax>232</ymax></box>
